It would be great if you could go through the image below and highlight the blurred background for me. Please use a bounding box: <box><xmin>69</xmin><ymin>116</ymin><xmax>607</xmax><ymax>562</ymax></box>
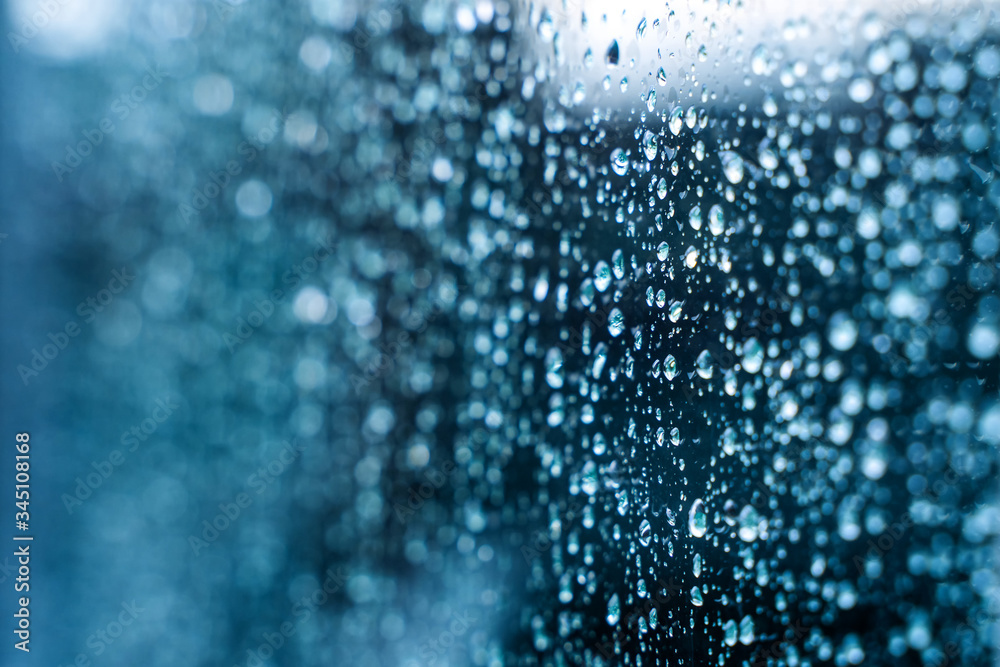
<box><xmin>0</xmin><ymin>0</ymin><xmax>998</xmax><ymax>665</ymax></box>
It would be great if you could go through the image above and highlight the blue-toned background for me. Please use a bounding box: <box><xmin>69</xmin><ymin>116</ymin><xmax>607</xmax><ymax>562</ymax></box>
<box><xmin>1</xmin><ymin>1</ymin><xmax>999</xmax><ymax>666</ymax></box>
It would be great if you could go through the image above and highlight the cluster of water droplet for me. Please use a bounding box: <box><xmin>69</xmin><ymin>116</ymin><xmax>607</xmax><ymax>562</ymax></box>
<box><xmin>519</xmin><ymin>3</ymin><xmax>999</xmax><ymax>666</ymax></box>
<box><xmin>31</xmin><ymin>0</ymin><xmax>1000</xmax><ymax>664</ymax></box>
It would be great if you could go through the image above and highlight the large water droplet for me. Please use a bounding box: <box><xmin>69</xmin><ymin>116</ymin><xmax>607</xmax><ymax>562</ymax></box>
<box><xmin>689</xmin><ymin>498</ymin><xmax>707</xmax><ymax>537</ymax></box>
<box><xmin>606</xmin><ymin>593</ymin><xmax>620</xmax><ymax>625</ymax></box>
<box><xmin>594</xmin><ymin>260</ymin><xmax>612</xmax><ymax>292</ymax></box>
<box><xmin>739</xmin><ymin>615</ymin><xmax>756</xmax><ymax>645</ymax></box>
<box><xmin>581</xmin><ymin>460</ymin><xmax>598</xmax><ymax>496</ymax></box>
<box><xmin>664</xmin><ymin>354</ymin><xmax>678</xmax><ymax>380</ymax></box>
<box><xmin>668</xmin><ymin>106</ymin><xmax>684</xmax><ymax>135</ymax></box>
<box><xmin>696</xmin><ymin>349</ymin><xmax>714</xmax><ymax>379</ymax></box>
<box><xmin>642</xmin><ymin>130</ymin><xmax>658</xmax><ymax>161</ymax></box>
<box><xmin>545</xmin><ymin>347</ymin><xmax>564</xmax><ymax>388</ymax></box>
<box><xmin>668</xmin><ymin>300</ymin><xmax>683</xmax><ymax>322</ymax></box>
<box><xmin>828</xmin><ymin>311</ymin><xmax>858</xmax><ymax>351</ymax></box>
<box><xmin>638</xmin><ymin>519</ymin><xmax>651</xmax><ymax>546</ymax></box>
<box><xmin>689</xmin><ymin>205</ymin><xmax>702</xmax><ymax>231</ymax></box>
<box><xmin>611</xmin><ymin>249</ymin><xmax>625</xmax><ymax>280</ymax></box>
<box><xmin>610</xmin><ymin>148</ymin><xmax>628</xmax><ymax>176</ymax></box>
<box><xmin>742</xmin><ymin>337</ymin><xmax>764</xmax><ymax>374</ymax></box>
<box><xmin>708</xmin><ymin>204</ymin><xmax>725</xmax><ymax>236</ymax></box>
<box><xmin>738</xmin><ymin>505</ymin><xmax>760</xmax><ymax>542</ymax></box>
<box><xmin>608</xmin><ymin>308</ymin><xmax>625</xmax><ymax>337</ymax></box>
<box><xmin>719</xmin><ymin>150</ymin><xmax>744</xmax><ymax>184</ymax></box>
<box><xmin>605</xmin><ymin>40</ymin><xmax>619</xmax><ymax>67</ymax></box>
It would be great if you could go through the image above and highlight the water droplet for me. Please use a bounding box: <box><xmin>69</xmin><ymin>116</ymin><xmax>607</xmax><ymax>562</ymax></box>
<box><xmin>696</xmin><ymin>349</ymin><xmax>713</xmax><ymax>379</ymax></box>
<box><xmin>668</xmin><ymin>106</ymin><xmax>684</xmax><ymax>135</ymax></box>
<box><xmin>751</xmin><ymin>44</ymin><xmax>769</xmax><ymax>75</ymax></box>
<box><xmin>581</xmin><ymin>460</ymin><xmax>598</xmax><ymax>496</ymax></box>
<box><xmin>757</xmin><ymin>139</ymin><xmax>779</xmax><ymax>170</ymax></box>
<box><xmin>606</xmin><ymin>593</ymin><xmax>620</xmax><ymax>625</ymax></box>
<box><xmin>739</xmin><ymin>615</ymin><xmax>756</xmax><ymax>645</ymax></box>
<box><xmin>848</xmin><ymin>77</ymin><xmax>874</xmax><ymax>103</ymax></box>
<box><xmin>545</xmin><ymin>347</ymin><xmax>564</xmax><ymax>388</ymax></box>
<box><xmin>638</xmin><ymin>519</ymin><xmax>651</xmax><ymax>546</ymax></box>
<box><xmin>610</xmin><ymin>148</ymin><xmax>628</xmax><ymax>176</ymax></box>
<box><xmin>642</xmin><ymin>130</ymin><xmax>658</xmax><ymax>161</ymax></box>
<box><xmin>608</xmin><ymin>308</ymin><xmax>625</xmax><ymax>337</ymax></box>
<box><xmin>742</xmin><ymin>337</ymin><xmax>764</xmax><ymax>374</ymax></box>
<box><xmin>605</xmin><ymin>40</ymin><xmax>619</xmax><ymax>67</ymax></box>
<box><xmin>611</xmin><ymin>249</ymin><xmax>625</xmax><ymax>280</ymax></box>
<box><xmin>738</xmin><ymin>505</ymin><xmax>760</xmax><ymax>542</ymax></box>
<box><xmin>684</xmin><ymin>246</ymin><xmax>699</xmax><ymax>268</ymax></box>
<box><xmin>594</xmin><ymin>260</ymin><xmax>612</xmax><ymax>292</ymax></box>
<box><xmin>668</xmin><ymin>300</ymin><xmax>683</xmax><ymax>322</ymax></box>
<box><xmin>724</xmin><ymin>619</ymin><xmax>738</xmax><ymax>646</ymax></box>
<box><xmin>664</xmin><ymin>354</ymin><xmax>678</xmax><ymax>380</ymax></box>
<box><xmin>689</xmin><ymin>205</ymin><xmax>702</xmax><ymax>231</ymax></box>
<box><xmin>828</xmin><ymin>311</ymin><xmax>858</xmax><ymax>351</ymax></box>
<box><xmin>719</xmin><ymin>150</ymin><xmax>744</xmax><ymax>184</ymax></box>
<box><xmin>688</xmin><ymin>498</ymin><xmax>707</xmax><ymax>537</ymax></box>
<box><xmin>616</xmin><ymin>489</ymin><xmax>629</xmax><ymax>515</ymax></box>
<box><xmin>708</xmin><ymin>204</ymin><xmax>725</xmax><ymax>236</ymax></box>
